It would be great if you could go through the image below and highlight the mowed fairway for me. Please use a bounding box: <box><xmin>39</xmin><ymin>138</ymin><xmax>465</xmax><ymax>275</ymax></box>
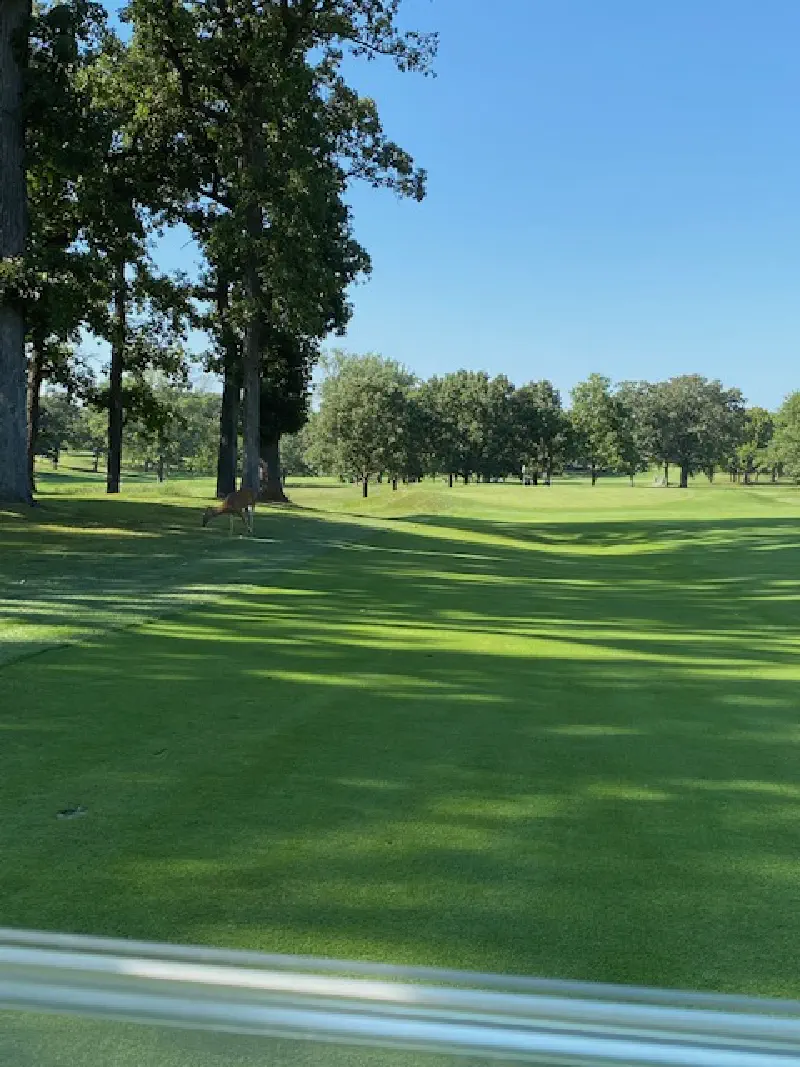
<box><xmin>3</xmin><ymin>470</ymin><xmax>800</xmax><ymax>1002</ymax></box>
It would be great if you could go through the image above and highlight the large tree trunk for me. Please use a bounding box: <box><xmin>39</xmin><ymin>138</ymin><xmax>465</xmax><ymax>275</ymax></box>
<box><xmin>106</xmin><ymin>260</ymin><xmax>126</xmax><ymax>494</ymax></box>
<box><xmin>679</xmin><ymin>461</ymin><xmax>690</xmax><ymax>488</ymax></box>
<box><xmin>215</xmin><ymin>279</ymin><xmax>239</xmax><ymax>498</ymax></box>
<box><xmin>663</xmin><ymin>461</ymin><xmax>669</xmax><ymax>486</ymax></box>
<box><xmin>0</xmin><ymin>0</ymin><xmax>31</xmax><ymax>504</ymax></box>
<box><xmin>216</xmin><ymin>364</ymin><xmax>239</xmax><ymax>497</ymax></box>
<box><xmin>240</xmin><ymin>157</ymin><xmax>263</xmax><ymax>494</ymax></box>
<box><xmin>362</xmin><ymin>475</ymin><xmax>368</xmax><ymax>498</ymax></box>
<box><xmin>259</xmin><ymin>435</ymin><xmax>288</xmax><ymax>502</ymax></box>
<box><xmin>590</xmin><ymin>463</ymin><xmax>597</xmax><ymax>486</ymax></box>
<box><xmin>26</xmin><ymin>335</ymin><xmax>43</xmax><ymax>493</ymax></box>
<box><xmin>448</xmin><ymin>472</ymin><xmax>453</xmax><ymax>488</ymax></box>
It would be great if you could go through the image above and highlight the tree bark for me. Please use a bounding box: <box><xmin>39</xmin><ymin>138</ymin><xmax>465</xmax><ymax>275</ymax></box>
<box><xmin>448</xmin><ymin>472</ymin><xmax>453</xmax><ymax>488</ymax></box>
<box><xmin>259</xmin><ymin>436</ymin><xmax>288</xmax><ymax>502</ymax></box>
<box><xmin>590</xmin><ymin>463</ymin><xmax>597</xmax><ymax>486</ymax></box>
<box><xmin>106</xmin><ymin>260</ymin><xmax>126</xmax><ymax>494</ymax></box>
<box><xmin>362</xmin><ymin>474</ymin><xmax>368</xmax><ymax>498</ymax></box>
<box><xmin>679</xmin><ymin>461</ymin><xmax>690</xmax><ymax>488</ymax></box>
<box><xmin>26</xmin><ymin>336</ymin><xmax>44</xmax><ymax>493</ymax></box>
<box><xmin>392</xmin><ymin>476</ymin><xmax>398</xmax><ymax>491</ymax></box>
<box><xmin>0</xmin><ymin>0</ymin><xmax>31</xmax><ymax>504</ymax></box>
<box><xmin>663</xmin><ymin>461</ymin><xmax>669</xmax><ymax>486</ymax></box>
<box><xmin>216</xmin><ymin>361</ymin><xmax>239</xmax><ymax>497</ymax></box>
<box><xmin>215</xmin><ymin>279</ymin><xmax>239</xmax><ymax>498</ymax></box>
<box><xmin>240</xmin><ymin>149</ymin><xmax>264</xmax><ymax>495</ymax></box>
<box><xmin>157</xmin><ymin>454</ymin><xmax>165</xmax><ymax>482</ymax></box>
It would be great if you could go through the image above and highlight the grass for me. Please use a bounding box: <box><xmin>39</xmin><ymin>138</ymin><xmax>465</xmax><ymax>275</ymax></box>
<box><xmin>3</xmin><ymin>457</ymin><xmax>800</xmax><ymax>1061</ymax></box>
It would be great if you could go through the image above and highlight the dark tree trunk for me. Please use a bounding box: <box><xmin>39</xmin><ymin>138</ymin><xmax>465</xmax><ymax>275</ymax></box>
<box><xmin>362</xmin><ymin>475</ymin><xmax>368</xmax><ymax>498</ymax></box>
<box><xmin>106</xmin><ymin>260</ymin><xmax>126</xmax><ymax>494</ymax></box>
<box><xmin>51</xmin><ymin>449</ymin><xmax>58</xmax><ymax>469</ymax></box>
<box><xmin>92</xmin><ymin>451</ymin><xmax>99</xmax><ymax>473</ymax></box>
<box><xmin>26</xmin><ymin>337</ymin><xmax>43</xmax><ymax>493</ymax></box>
<box><xmin>392</xmin><ymin>476</ymin><xmax>398</xmax><ymax>491</ymax></box>
<box><xmin>590</xmin><ymin>464</ymin><xmax>597</xmax><ymax>486</ymax></box>
<box><xmin>663</xmin><ymin>461</ymin><xmax>669</xmax><ymax>486</ymax></box>
<box><xmin>464</xmin><ymin>472</ymin><xmax>469</xmax><ymax>484</ymax></box>
<box><xmin>772</xmin><ymin>467</ymin><xmax>778</xmax><ymax>483</ymax></box>
<box><xmin>241</xmin><ymin>262</ymin><xmax>261</xmax><ymax>495</ymax></box>
<box><xmin>240</xmin><ymin>150</ymin><xmax>264</xmax><ymax>496</ymax></box>
<box><xmin>448</xmin><ymin>472</ymin><xmax>453</xmax><ymax>488</ymax></box>
<box><xmin>216</xmin><ymin>362</ymin><xmax>239</xmax><ymax>498</ymax></box>
<box><xmin>259</xmin><ymin>436</ymin><xmax>288</xmax><ymax>502</ymax></box>
<box><xmin>531</xmin><ymin>469</ymin><xmax>538</xmax><ymax>485</ymax></box>
<box><xmin>679</xmin><ymin>461</ymin><xmax>690</xmax><ymax>488</ymax></box>
<box><xmin>215</xmin><ymin>279</ymin><xmax>239</xmax><ymax>498</ymax></box>
<box><xmin>743</xmin><ymin>470</ymin><xmax>750</xmax><ymax>485</ymax></box>
<box><xmin>0</xmin><ymin>0</ymin><xmax>31</xmax><ymax>504</ymax></box>
<box><xmin>157</xmin><ymin>454</ymin><xmax>165</xmax><ymax>482</ymax></box>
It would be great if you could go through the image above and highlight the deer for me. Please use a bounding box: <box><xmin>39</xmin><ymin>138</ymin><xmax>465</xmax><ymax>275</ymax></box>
<box><xmin>202</xmin><ymin>487</ymin><xmax>256</xmax><ymax>536</ymax></box>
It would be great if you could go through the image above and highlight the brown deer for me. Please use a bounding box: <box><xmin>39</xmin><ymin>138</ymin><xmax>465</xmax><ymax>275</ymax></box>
<box><xmin>202</xmin><ymin>487</ymin><xmax>256</xmax><ymax>535</ymax></box>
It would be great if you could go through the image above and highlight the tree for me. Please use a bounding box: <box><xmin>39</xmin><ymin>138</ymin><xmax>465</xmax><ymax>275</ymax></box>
<box><xmin>773</xmin><ymin>393</ymin><xmax>800</xmax><ymax>482</ymax></box>
<box><xmin>0</xmin><ymin>0</ymin><xmax>31</xmax><ymax>503</ymax></box>
<box><xmin>36</xmin><ymin>390</ymin><xmax>81</xmax><ymax>468</ymax></box>
<box><xmin>314</xmin><ymin>351</ymin><xmax>413</xmax><ymax>497</ymax></box>
<box><xmin>280</xmin><ymin>424</ymin><xmax>313</xmax><ymax>478</ymax></box>
<box><xmin>569</xmin><ymin>373</ymin><xmax>620</xmax><ymax>485</ymax></box>
<box><xmin>258</xmin><ymin>333</ymin><xmax>313</xmax><ymax>502</ymax></box>
<box><xmin>737</xmin><ymin>406</ymin><xmax>774</xmax><ymax>484</ymax></box>
<box><xmin>70</xmin><ymin>403</ymin><xmax>107</xmax><ymax>471</ymax></box>
<box><xmin>626</xmin><ymin>376</ymin><xmax>745</xmax><ymax>487</ymax></box>
<box><xmin>611</xmin><ymin>386</ymin><xmax>647</xmax><ymax>485</ymax></box>
<box><xmin>24</xmin><ymin>1</ymin><xmax>108</xmax><ymax>494</ymax></box>
<box><xmin>126</xmin><ymin>0</ymin><xmax>433</xmax><ymax>500</ymax></box>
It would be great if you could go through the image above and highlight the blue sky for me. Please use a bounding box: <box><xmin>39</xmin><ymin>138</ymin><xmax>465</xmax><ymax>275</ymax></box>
<box><xmin>105</xmin><ymin>0</ymin><xmax>800</xmax><ymax>408</ymax></box>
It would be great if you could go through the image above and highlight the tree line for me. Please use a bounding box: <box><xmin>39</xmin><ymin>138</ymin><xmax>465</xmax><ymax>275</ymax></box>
<box><xmin>38</xmin><ymin>354</ymin><xmax>800</xmax><ymax>494</ymax></box>
<box><xmin>0</xmin><ymin>0</ymin><xmax>435</xmax><ymax>504</ymax></box>
<box><xmin>304</xmin><ymin>353</ymin><xmax>800</xmax><ymax>496</ymax></box>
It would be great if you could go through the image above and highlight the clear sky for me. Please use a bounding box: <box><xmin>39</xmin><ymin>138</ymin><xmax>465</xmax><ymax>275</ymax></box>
<box><xmin>105</xmin><ymin>0</ymin><xmax>800</xmax><ymax>409</ymax></box>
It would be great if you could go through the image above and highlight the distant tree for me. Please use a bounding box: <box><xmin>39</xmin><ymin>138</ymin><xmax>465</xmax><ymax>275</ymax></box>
<box><xmin>569</xmin><ymin>374</ymin><xmax>620</xmax><ymax>485</ymax></box>
<box><xmin>314</xmin><ymin>351</ymin><xmax>414</xmax><ymax>497</ymax></box>
<box><xmin>70</xmin><ymin>404</ymin><xmax>107</xmax><ymax>471</ymax></box>
<box><xmin>280</xmin><ymin>425</ymin><xmax>313</xmax><ymax>478</ymax></box>
<box><xmin>36</xmin><ymin>391</ymin><xmax>81</xmax><ymax>468</ymax></box>
<box><xmin>773</xmin><ymin>393</ymin><xmax>800</xmax><ymax>482</ymax></box>
<box><xmin>612</xmin><ymin>386</ymin><xmax>648</xmax><ymax>485</ymax></box>
<box><xmin>626</xmin><ymin>376</ymin><xmax>745</xmax><ymax>487</ymax></box>
<box><xmin>736</xmin><ymin>406</ymin><xmax>774</xmax><ymax>484</ymax></box>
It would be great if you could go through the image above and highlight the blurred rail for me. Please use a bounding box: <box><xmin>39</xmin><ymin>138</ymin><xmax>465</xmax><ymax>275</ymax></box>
<box><xmin>2</xmin><ymin>928</ymin><xmax>800</xmax><ymax>1065</ymax></box>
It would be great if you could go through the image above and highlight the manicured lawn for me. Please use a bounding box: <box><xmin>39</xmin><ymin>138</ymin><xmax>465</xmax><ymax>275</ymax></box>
<box><xmin>3</xmin><ymin>465</ymin><xmax>800</xmax><ymax>1048</ymax></box>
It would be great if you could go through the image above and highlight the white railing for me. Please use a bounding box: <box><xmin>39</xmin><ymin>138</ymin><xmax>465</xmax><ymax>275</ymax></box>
<box><xmin>2</xmin><ymin>927</ymin><xmax>800</xmax><ymax>1065</ymax></box>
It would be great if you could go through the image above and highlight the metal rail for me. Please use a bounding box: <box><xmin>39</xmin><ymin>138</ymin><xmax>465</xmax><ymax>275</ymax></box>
<box><xmin>2</xmin><ymin>928</ymin><xmax>800</xmax><ymax>1065</ymax></box>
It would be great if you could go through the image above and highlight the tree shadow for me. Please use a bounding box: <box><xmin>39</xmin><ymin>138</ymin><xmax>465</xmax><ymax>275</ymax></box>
<box><xmin>3</xmin><ymin>508</ymin><xmax>800</xmax><ymax>999</ymax></box>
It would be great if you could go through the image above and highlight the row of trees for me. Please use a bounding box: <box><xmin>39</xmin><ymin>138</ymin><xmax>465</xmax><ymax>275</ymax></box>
<box><xmin>37</xmin><ymin>357</ymin><xmax>800</xmax><ymax>495</ymax></box>
<box><xmin>305</xmin><ymin>354</ymin><xmax>800</xmax><ymax>496</ymax></box>
<box><xmin>0</xmin><ymin>0</ymin><xmax>436</xmax><ymax>504</ymax></box>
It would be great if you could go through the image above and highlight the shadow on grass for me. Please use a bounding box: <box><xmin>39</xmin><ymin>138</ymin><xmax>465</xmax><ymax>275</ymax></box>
<box><xmin>3</xmin><ymin>505</ymin><xmax>800</xmax><ymax>998</ymax></box>
<box><xmin>0</xmin><ymin>497</ymin><xmax>368</xmax><ymax>665</ymax></box>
